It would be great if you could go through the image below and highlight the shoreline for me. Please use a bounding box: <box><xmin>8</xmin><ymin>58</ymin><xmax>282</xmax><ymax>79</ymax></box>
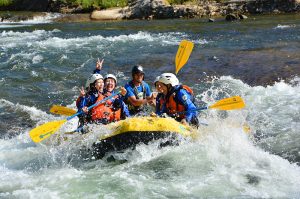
<box><xmin>1</xmin><ymin>0</ymin><xmax>300</xmax><ymax>23</ymax></box>
<box><xmin>1</xmin><ymin>11</ymin><xmax>300</xmax><ymax>24</ymax></box>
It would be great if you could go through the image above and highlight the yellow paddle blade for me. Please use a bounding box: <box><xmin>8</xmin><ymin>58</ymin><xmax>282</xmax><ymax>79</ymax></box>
<box><xmin>175</xmin><ymin>40</ymin><xmax>194</xmax><ymax>74</ymax></box>
<box><xmin>209</xmin><ymin>96</ymin><xmax>245</xmax><ymax>111</ymax></box>
<box><xmin>29</xmin><ymin>119</ymin><xmax>67</xmax><ymax>143</ymax></box>
<box><xmin>50</xmin><ymin>105</ymin><xmax>77</xmax><ymax>116</ymax></box>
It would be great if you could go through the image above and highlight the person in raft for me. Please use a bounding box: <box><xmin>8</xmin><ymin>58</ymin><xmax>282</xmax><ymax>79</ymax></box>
<box><xmin>88</xmin><ymin>74</ymin><xmax>130</xmax><ymax>125</ymax></box>
<box><xmin>124</xmin><ymin>65</ymin><xmax>156</xmax><ymax>116</ymax></box>
<box><xmin>77</xmin><ymin>59</ymin><xmax>129</xmax><ymax>128</ymax></box>
<box><xmin>154</xmin><ymin>73</ymin><xmax>199</xmax><ymax>128</ymax></box>
<box><xmin>76</xmin><ymin>59</ymin><xmax>105</xmax><ymax>128</ymax></box>
<box><xmin>76</xmin><ymin>73</ymin><xmax>104</xmax><ymax>128</ymax></box>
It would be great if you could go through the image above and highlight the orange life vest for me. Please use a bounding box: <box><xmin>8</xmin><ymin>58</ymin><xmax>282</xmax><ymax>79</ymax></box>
<box><xmin>165</xmin><ymin>85</ymin><xmax>194</xmax><ymax>120</ymax></box>
<box><xmin>91</xmin><ymin>93</ymin><xmax>121</xmax><ymax>123</ymax></box>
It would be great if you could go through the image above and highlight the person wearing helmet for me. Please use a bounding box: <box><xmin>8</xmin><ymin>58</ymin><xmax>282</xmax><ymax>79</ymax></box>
<box><xmin>103</xmin><ymin>74</ymin><xmax>117</xmax><ymax>94</ymax></box>
<box><xmin>89</xmin><ymin>73</ymin><xmax>130</xmax><ymax>125</ymax></box>
<box><xmin>154</xmin><ymin>73</ymin><xmax>199</xmax><ymax>127</ymax></box>
<box><xmin>76</xmin><ymin>58</ymin><xmax>109</xmax><ymax>113</ymax></box>
<box><xmin>124</xmin><ymin>65</ymin><xmax>155</xmax><ymax>115</ymax></box>
<box><xmin>81</xmin><ymin>58</ymin><xmax>105</xmax><ymax>92</ymax></box>
<box><xmin>76</xmin><ymin>73</ymin><xmax>105</xmax><ymax>128</ymax></box>
<box><xmin>76</xmin><ymin>58</ymin><xmax>105</xmax><ymax>110</ymax></box>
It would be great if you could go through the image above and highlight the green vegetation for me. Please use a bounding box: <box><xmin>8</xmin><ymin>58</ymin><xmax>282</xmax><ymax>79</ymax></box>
<box><xmin>0</xmin><ymin>0</ymin><xmax>12</xmax><ymax>6</ymax></box>
<box><xmin>59</xmin><ymin>0</ymin><xmax>128</xmax><ymax>9</ymax></box>
<box><xmin>77</xmin><ymin>0</ymin><xmax>128</xmax><ymax>8</ymax></box>
<box><xmin>167</xmin><ymin>0</ymin><xmax>194</xmax><ymax>4</ymax></box>
<box><xmin>64</xmin><ymin>0</ymin><xmax>205</xmax><ymax>9</ymax></box>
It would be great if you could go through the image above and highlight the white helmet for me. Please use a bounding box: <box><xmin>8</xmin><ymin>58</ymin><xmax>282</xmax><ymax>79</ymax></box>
<box><xmin>153</xmin><ymin>76</ymin><xmax>160</xmax><ymax>86</ymax></box>
<box><xmin>104</xmin><ymin>74</ymin><xmax>117</xmax><ymax>84</ymax></box>
<box><xmin>157</xmin><ymin>73</ymin><xmax>179</xmax><ymax>87</ymax></box>
<box><xmin>85</xmin><ymin>73</ymin><xmax>103</xmax><ymax>88</ymax></box>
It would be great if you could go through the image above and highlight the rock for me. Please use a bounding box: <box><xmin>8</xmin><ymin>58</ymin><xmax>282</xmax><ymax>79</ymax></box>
<box><xmin>0</xmin><ymin>12</ymin><xmax>12</xmax><ymax>21</ymax></box>
<box><xmin>90</xmin><ymin>8</ymin><xmax>125</xmax><ymax>20</ymax></box>
<box><xmin>125</xmin><ymin>0</ymin><xmax>200</xmax><ymax>19</ymax></box>
<box><xmin>225</xmin><ymin>13</ymin><xmax>238</xmax><ymax>21</ymax></box>
<box><xmin>127</xmin><ymin>0</ymin><xmax>170</xmax><ymax>19</ymax></box>
<box><xmin>0</xmin><ymin>12</ymin><xmax>48</xmax><ymax>22</ymax></box>
<box><xmin>246</xmin><ymin>0</ymin><xmax>300</xmax><ymax>13</ymax></box>
<box><xmin>54</xmin><ymin>14</ymin><xmax>91</xmax><ymax>22</ymax></box>
<box><xmin>208</xmin><ymin>18</ymin><xmax>215</xmax><ymax>22</ymax></box>
<box><xmin>238</xmin><ymin>14</ymin><xmax>248</xmax><ymax>19</ymax></box>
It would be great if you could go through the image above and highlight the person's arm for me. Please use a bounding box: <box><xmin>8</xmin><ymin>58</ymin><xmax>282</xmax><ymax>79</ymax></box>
<box><xmin>155</xmin><ymin>94</ymin><xmax>165</xmax><ymax>116</ymax></box>
<box><xmin>76</xmin><ymin>86</ymin><xmax>87</xmax><ymax>110</ymax></box>
<box><xmin>80</xmin><ymin>93</ymin><xmax>98</xmax><ymax>114</ymax></box>
<box><xmin>145</xmin><ymin>83</ymin><xmax>156</xmax><ymax>106</ymax></box>
<box><xmin>145</xmin><ymin>83</ymin><xmax>152</xmax><ymax>98</ymax></box>
<box><xmin>178</xmin><ymin>90</ymin><xmax>197</xmax><ymax>123</ymax></box>
<box><xmin>124</xmin><ymin>85</ymin><xmax>145</xmax><ymax>106</ymax></box>
<box><xmin>77</xmin><ymin>95</ymin><xmax>88</xmax><ymax>114</ymax></box>
<box><xmin>127</xmin><ymin>95</ymin><xmax>150</xmax><ymax>106</ymax></box>
<box><xmin>121</xmin><ymin>101</ymin><xmax>131</xmax><ymax>118</ymax></box>
<box><xmin>93</xmin><ymin>58</ymin><xmax>104</xmax><ymax>74</ymax></box>
<box><xmin>127</xmin><ymin>84</ymin><xmax>154</xmax><ymax>106</ymax></box>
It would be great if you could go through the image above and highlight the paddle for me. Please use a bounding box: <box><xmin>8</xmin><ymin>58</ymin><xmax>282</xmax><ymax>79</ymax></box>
<box><xmin>178</xmin><ymin>96</ymin><xmax>245</xmax><ymax>114</ymax></box>
<box><xmin>29</xmin><ymin>92</ymin><xmax>120</xmax><ymax>143</ymax></box>
<box><xmin>50</xmin><ymin>105</ymin><xmax>77</xmax><ymax>116</ymax></box>
<box><xmin>175</xmin><ymin>40</ymin><xmax>194</xmax><ymax>75</ymax></box>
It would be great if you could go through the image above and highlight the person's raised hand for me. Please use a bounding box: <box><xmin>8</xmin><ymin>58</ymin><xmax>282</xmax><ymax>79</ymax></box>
<box><xmin>96</xmin><ymin>58</ymin><xmax>104</xmax><ymax>70</ymax></box>
<box><xmin>82</xmin><ymin>106</ymin><xmax>88</xmax><ymax>113</ymax></box>
<box><xmin>120</xmin><ymin>87</ymin><xmax>127</xmax><ymax>96</ymax></box>
<box><xmin>79</xmin><ymin>86</ymin><xmax>86</xmax><ymax>97</ymax></box>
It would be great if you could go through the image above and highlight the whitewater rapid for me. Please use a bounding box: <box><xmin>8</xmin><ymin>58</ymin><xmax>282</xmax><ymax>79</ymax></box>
<box><xmin>1</xmin><ymin>76</ymin><xmax>300</xmax><ymax>198</ymax></box>
<box><xmin>1</xmin><ymin>14</ymin><xmax>300</xmax><ymax>198</ymax></box>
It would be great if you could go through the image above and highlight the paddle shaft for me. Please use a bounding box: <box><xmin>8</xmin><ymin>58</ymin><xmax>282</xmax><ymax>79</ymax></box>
<box><xmin>177</xmin><ymin>107</ymin><xmax>208</xmax><ymax>115</ymax></box>
<box><xmin>67</xmin><ymin>91</ymin><xmax>120</xmax><ymax>120</ymax></box>
<box><xmin>177</xmin><ymin>96</ymin><xmax>245</xmax><ymax>114</ymax></box>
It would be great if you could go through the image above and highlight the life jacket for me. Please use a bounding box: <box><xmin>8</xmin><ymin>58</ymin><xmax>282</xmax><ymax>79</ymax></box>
<box><xmin>91</xmin><ymin>93</ymin><xmax>121</xmax><ymax>123</ymax></box>
<box><xmin>126</xmin><ymin>81</ymin><xmax>146</xmax><ymax>114</ymax></box>
<box><xmin>165</xmin><ymin>85</ymin><xmax>194</xmax><ymax>120</ymax></box>
<box><xmin>77</xmin><ymin>90</ymin><xmax>101</xmax><ymax>126</ymax></box>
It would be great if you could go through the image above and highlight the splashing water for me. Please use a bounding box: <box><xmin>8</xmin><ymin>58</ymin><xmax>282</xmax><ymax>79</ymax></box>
<box><xmin>1</xmin><ymin>14</ymin><xmax>300</xmax><ymax>198</ymax></box>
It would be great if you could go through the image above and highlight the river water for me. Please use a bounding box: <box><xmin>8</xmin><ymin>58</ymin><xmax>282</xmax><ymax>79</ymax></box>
<box><xmin>0</xmin><ymin>13</ymin><xmax>300</xmax><ymax>198</ymax></box>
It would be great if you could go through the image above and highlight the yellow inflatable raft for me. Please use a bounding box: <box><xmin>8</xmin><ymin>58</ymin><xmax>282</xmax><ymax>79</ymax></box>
<box><xmin>48</xmin><ymin>117</ymin><xmax>197</xmax><ymax>159</ymax></box>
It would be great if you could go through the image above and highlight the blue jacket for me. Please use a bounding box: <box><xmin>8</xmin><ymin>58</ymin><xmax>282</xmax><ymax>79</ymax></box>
<box><xmin>156</xmin><ymin>85</ymin><xmax>198</xmax><ymax>126</ymax></box>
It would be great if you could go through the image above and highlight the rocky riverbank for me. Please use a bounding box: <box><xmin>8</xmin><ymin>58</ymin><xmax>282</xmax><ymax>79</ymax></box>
<box><xmin>1</xmin><ymin>0</ymin><xmax>300</xmax><ymax>22</ymax></box>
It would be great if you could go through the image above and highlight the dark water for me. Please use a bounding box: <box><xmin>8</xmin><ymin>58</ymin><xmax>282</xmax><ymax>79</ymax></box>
<box><xmin>0</xmin><ymin>13</ymin><xmax>300</xmax><ymax>198</ymax></box>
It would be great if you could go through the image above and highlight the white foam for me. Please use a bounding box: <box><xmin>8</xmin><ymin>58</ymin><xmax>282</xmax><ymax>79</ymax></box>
<box><xmin>0</xmin><ymin>29</ymin><xmax>58</xmax><ymax>51</ymax></box>
<box><xmin>0</xmin><ymin>99</ymin><xmax>60</xmax><ymax>123</ymax></box>
<box><xmin>0</xmin><ymin>30</ymin><xmax>207</xmax><ymax>53</ymax></box>
<box><xmin>1</xmin><ymin>76</ymin><xmax>299</xmax><ymax>198</ymax></box>
<box><xmin>0</xmin><ymin>24</ymin><xmax>28</xmax><ymax>28</ymax></box>
<box><xmin>0</xmin><ymin>13</ymin><xmax>62</xmax><ymax>25</ymax></box>
<box><xmin>274</xmin><ymin>24</ymin><xmax>296</xmax><ymax>29</ymax></box>
<box><xmin>19</xmin><ymin>13</ymin><xmax>62</xmax><ymax>24</ymax></box>
<box><xmin>32</xmin><ymin>55</ymin><xmax>43</xmax><ymax>64</ymax></box>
